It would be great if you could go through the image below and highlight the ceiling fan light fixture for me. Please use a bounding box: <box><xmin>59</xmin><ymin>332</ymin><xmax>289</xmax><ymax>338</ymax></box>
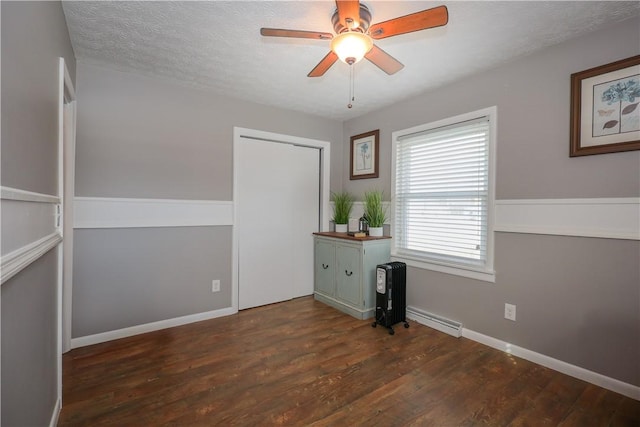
<box><xmin>330</xmin><ymin>31</ymin><xmax>373</xmax><ymax>65</ymax></box>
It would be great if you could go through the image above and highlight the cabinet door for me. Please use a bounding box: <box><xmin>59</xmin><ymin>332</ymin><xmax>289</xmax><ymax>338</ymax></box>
<box><xmin>336</xmin><ymin>245</ymin><xmax>362</xmax><ymax>307</ymax></box>
<box><xmin>315</xmin><ymin>240</ymin><xmax>335</xmax><ymax>297</ymax></box>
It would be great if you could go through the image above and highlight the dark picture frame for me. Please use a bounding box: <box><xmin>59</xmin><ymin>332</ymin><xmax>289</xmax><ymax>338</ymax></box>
<box><xmin>350</xmin><ymin>129</ymin><xmax>379</xmax><ymax>180</ymax></box>
<box><xmin>570</xmin><ymin>55</ymin><xmax>640</xmax><ymax>157</ymax></box>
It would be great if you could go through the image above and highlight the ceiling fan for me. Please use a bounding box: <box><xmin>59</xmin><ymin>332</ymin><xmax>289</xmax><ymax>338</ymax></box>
<box><xmin>260</xmin><ymin>0</ymin><xmax>448</xmax><ymax>77</ymax></box>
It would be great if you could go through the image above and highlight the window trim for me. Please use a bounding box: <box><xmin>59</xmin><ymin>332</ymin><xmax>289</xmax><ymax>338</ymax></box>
<box><xmin>391</xmin><ymin>106</ymin><xmax>497</xmax><ymax>283</ymax></box>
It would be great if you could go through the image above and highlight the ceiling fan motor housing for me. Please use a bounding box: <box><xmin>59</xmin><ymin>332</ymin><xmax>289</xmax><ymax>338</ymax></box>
<box><xmin>261</xmin><ymin>2</ymin><xmax>448</xmax><ymax>77</ymax></box>
<box><xmin>332</xmin><ymin>4</ymin><xmax>372</xmax><ymax>34</ymax></box>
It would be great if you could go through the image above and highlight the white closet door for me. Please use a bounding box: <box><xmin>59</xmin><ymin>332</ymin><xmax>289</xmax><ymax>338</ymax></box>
<box><xmin>291</xmin><ymin>145</ymin><xmax>320</xmax><ymax>298</ymax></box>
<box><xmin>237</xmin><ymin>138</ymin><xmax>319</xmax><ymax>310</ymax></box>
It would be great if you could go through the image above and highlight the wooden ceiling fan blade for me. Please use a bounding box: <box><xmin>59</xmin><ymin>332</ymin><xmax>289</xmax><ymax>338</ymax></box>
<box><xmin>336</xmin><ymin>0</ymin><xmax>361</xmax><ymax>29</ymax></box>
<box><xmin>365</xmin><ymin>45</ymin><xmax>404</xmax><ymax>75</ymax></box>
<box><xmin>369</xmin><ymin>5</ymin><xmax>448</xmax><ymax>40</ymax></box>
<box><xmin>260</xmin><ymin>28</ymin><xmax>333</xmax><ymax>40</ymax></box>
<box><xmin>308</xmin><ymin>51</ymin><xmax>339</xmax><ymax>77</ymax></box>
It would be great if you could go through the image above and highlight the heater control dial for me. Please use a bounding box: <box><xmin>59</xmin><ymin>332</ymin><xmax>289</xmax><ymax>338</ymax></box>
<box><xmin>376</xmin><ymin>268</ymin><xmax>386</xmax><ymax>293</ymax></box>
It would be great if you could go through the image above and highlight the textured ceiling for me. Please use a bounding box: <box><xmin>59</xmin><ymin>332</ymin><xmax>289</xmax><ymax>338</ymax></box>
<box><xmin>62</xmin><ymin>1</ymin><xmax>640</xmax><ymax>121</ymax></box>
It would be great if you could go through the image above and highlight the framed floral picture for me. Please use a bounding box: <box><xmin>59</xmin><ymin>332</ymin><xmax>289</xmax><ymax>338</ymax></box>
<box><xmin>570</xmin><ymin>55</ymin><xmax>640</xmax><ymax>156</ymax></box>
<box><xmin>350</xmin><ymin>129</ymin><xmax>379</xmax><ymax>180</ymax></box>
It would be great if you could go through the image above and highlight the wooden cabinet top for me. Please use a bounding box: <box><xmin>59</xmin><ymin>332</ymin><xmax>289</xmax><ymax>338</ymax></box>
<box><xmin>313</xmin><ymin>232</ymin><xmax>392</xmax><ymax>242</ymax></box>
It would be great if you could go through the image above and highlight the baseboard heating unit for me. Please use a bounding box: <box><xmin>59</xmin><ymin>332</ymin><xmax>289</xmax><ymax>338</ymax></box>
<box><xmin>406</xmin><ymin>306</ymin><xmax>463</xmax><ymax>338</ymax></box>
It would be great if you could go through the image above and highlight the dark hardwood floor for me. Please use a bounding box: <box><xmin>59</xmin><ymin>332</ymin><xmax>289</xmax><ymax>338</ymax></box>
<box><xmin>59</xmin><ymin>296</ymin><xmax>639</xmax><ymax>426</ymax></box>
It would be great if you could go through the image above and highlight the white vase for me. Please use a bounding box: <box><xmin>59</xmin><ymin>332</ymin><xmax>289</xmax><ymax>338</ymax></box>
<box><xmin>335</xmin><ymin>223</ymin><xmax>348</xmax><ymax>233</ymax></box>
<box><xmin>369</xmin><ymin>226</ymin><xmax>383</xmax><ymax>237</ymax></box>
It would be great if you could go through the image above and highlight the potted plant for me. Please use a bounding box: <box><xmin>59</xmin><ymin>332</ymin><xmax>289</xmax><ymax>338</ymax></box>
<box><xmin>363</xmin><ymin>190</ymin><xmax>387</xmax><ymax>237</ymax></box>
<box><xmin>331</xmin><ymin>191</ymin><xmax>354</xmax><ymax>233</ymax></box>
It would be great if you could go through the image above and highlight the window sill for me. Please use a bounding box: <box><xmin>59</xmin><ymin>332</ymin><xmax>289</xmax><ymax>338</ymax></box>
<box><xmin>390</xmin><ymin>254</ymin><xmax>496</xmax><ymax>283</ymax></box>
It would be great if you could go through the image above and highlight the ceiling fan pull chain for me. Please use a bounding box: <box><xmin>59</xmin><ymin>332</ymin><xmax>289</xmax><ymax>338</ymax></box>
<box><xmin>352</xmin><ymin>64</ymin><xmax>356</xmax><ymax>103</ymax></box>
<box><xmin>348</xmin><ymin>64</ymin><xmax>354</xmax><ymax>109</ymax></box>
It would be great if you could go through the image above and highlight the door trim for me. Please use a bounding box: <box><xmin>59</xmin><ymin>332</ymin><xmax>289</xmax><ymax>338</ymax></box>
<box><xmin>232</xmin><ymin>127</ymin><xmax>331</xmax><ymax>312</ymax></box>
<box><xmin>58</xmin><ymin>58</ymin><xmax>76</xmax><ymax>414</ymax></box>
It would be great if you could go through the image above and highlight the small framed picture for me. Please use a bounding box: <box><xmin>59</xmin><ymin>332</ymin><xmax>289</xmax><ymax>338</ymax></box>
<box><xmin>350</xmin><ymin>129</ymin><xmax>379</xmax><ymax>180</ymax></box>
<box><xmin>570</xmin><ymin>55</ymin><xmax>640</xmax><ymax>156</ymax></box>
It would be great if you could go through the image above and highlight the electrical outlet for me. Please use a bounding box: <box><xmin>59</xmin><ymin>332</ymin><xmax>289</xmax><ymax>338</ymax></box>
<box><xmin>504</xmin><ymin>303</ymin><xmax>516</xmax><ymax>321</ymax></box>
<box><xmin>211</xmin><ymin>280</ymin><xmax>220</xmax><ymax>293</ymax></box>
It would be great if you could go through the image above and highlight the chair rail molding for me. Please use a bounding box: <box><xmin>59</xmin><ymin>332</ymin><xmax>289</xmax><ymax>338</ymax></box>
<box><xmin>1</xmin><ymin>233</ymin><xmax>62</xmax><ymax>285</ymax></box>
<box><xmin>1</xmin><ymin>186</ymin><xmax>60</xmax><ymax>203</ymax></box>
<box><xmin>74</xmin><ymin>197</ymin><xmax>233</xmax><ymax>229</ymax></box>
<box><xmin>494</xmin><ymin>198</ymin><xmax>639</xmax><ymax>240</ymax></box>
<box><xmin>1</xmin><ymin>186</ymin><xmax>61</xmax><ymax>285</ymax></box>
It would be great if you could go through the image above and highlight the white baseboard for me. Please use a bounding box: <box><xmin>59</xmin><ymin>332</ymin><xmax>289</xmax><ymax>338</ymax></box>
<box><xmin>462</xmin><ymin>328</ymin><xmax>640</xmax><ymax>401</ymax></box>
<box><xmin>71</xmin><ymin>306</ymin><xmax>237</xmax><ymax>349</ymax></box>
<box><xmin>48</xmin><ymin>397</ymin><xmax>61</xmax><ymax>427</ymax></box>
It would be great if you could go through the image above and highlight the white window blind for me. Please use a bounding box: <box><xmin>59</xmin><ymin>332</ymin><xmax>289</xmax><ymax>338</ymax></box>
<box><xmin>394</xmin><ymin>116</ymin><xmax>491</xmax><ymax>272</ymax></box>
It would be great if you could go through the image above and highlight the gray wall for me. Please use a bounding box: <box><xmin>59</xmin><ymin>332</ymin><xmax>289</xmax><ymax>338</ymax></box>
<box><xmin>75</xmin><ymin>62</ymin><xmax>344</xmax><ymax>200</ymax></box>
<box><xmin>1</xmin><ymin>1</ymin><xmax>76</xmax><ymax>425</ymax></box>
<box><xmin>73</xmin><ymin>227</ymin><xmax>233</xmax><ymax>337</ymax></box>
<box><xmin>343</xmin><ymin>19</ymin><xmax>640</xmax><ymax>386</ymax></box>
<box><xmin>1</xmin><ymin>252</ymin><xmax>59</xmax><ymax>427</ymax></box>
<box><xmin>343</xmin><ymin>20</ymin><xmax>640</xmax><ymax>200</ymax></box>
<box><xmin>1</xmin><ymin>1</ymin><xmax>76</xmax><ymax>195</ymax></box>
<box><xmin>73</xmin><ymin>62</ymin><xmax>343</xmax><ymax>337</ymax></box>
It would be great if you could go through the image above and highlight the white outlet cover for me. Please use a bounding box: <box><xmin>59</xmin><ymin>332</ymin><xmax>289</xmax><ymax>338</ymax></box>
<box><xmin>212</xmin><ymin>280</ymin><xmax>221</xmax><ymax>292</ymax></box>
<box><xmin>505</xmin><ymin>303</ymin><xmax>516</xmax><ymax>321</ymax></box>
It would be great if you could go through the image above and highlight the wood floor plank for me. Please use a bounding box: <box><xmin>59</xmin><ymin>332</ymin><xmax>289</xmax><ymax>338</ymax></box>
<box><xmin>59</xmin><ymin>297</ymin><xmax>640</xmax><ymax>426</ymax></box>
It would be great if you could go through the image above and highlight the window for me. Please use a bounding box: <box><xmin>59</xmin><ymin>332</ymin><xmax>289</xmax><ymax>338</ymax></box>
<box><xmin>391</xmin><ymin>107</ymin><xmax>496</xmax><ymax>282</ymax></box>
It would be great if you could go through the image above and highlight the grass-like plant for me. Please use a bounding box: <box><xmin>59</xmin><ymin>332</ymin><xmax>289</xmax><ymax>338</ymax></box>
<box><xmin>331</xmin><ymin>191</ymin><xmax>354</xmax><ymax>225</ymax></box>
<box><xmin>363</xmin><ymin>190</ymin><xmax>387</xmax><ymax>228</ymax></box>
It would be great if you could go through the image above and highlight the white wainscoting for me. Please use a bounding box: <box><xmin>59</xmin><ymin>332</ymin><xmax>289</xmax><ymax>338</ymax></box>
<box><xmin>1</xmin><ymin>186</ymin><xmax>61</xmax><ymax>285</ymax></box>
<box><xmin>1</xmin><ymin>199</ymin><xmax>59</xmax><ymax>255</ymax></box>
<box><xmin>494</xmin><ymin>198</ymin><xmax>639</xmax><ymax>240</ymax></box>
<box><xmin>74</xmin><ymin>197</ymin><xmax>233</xmax><ymax>229</ymax></box>
<box><xmin>337</xmin><ymin>198</ymin><xmax>638</xmax><ymax>240</ymax></box>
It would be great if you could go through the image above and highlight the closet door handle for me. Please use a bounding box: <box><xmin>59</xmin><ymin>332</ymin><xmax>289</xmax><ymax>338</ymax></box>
<box><xmin>345</xmin><ymin>270</ymin><xmax>353</xmax><ymax>276</ymax></box>
<box><xmin>322</xmin><ymin>264</ymin><xmax>329</xmax><ymax>269</ymax></box>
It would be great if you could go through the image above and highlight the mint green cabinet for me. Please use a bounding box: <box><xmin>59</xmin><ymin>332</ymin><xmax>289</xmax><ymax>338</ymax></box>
<box><xmin>313</xmin><ymin>233</ymin><xmax>391</xmax><ymax>319</ymax></box>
